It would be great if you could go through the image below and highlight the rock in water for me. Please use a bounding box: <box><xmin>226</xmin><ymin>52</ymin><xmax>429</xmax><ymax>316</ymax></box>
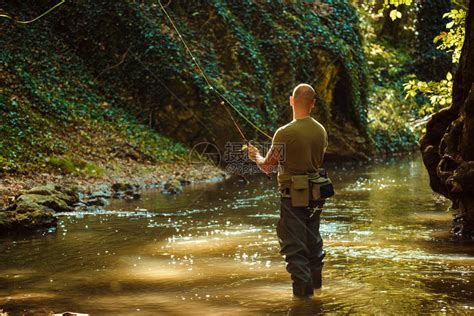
<box><xmin>0</xmin><ymin>184</ymin><xmax>78</xmax><ymax>234</ymax></box>
<box><xmin>162</xmin><ymin>178</ymin><xmax>183</xmax><ymax>195</ymax></box>
<box><xmin>111</xmin><ymin>182</ymin><xmax>141</xmax><ymax>200</ymax></box>
<box><xmin>23</xmin><ymin>185</ymin><xmax>79</xmax><ymax>206</ymax></box>
<box><xmin>86</xmin><ymin>197</ymin><xmax>109</xmax><ymax>207</ymax></box>
<box><xmin>15</xmin><ymin>194</ymin><xmax>71</xmax><ymax>213</ymax></box>
<box><xmin>111</xmin><ymin>182</ymin><xmax>134</xmax><ymax>193</ymax></box>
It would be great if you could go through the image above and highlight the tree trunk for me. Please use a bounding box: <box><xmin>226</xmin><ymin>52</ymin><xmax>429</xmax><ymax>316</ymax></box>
<box><xmin>420</xmin><ymin>0</ymin><xmax>474</xmax><ymax>238</ymax></box>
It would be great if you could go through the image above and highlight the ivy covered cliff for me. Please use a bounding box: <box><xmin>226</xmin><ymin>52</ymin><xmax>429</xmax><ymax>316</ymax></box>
<box><xmin>1</xmin><ymin>0</ymin><xmax>372</xmax><ymax>174</ymax></box>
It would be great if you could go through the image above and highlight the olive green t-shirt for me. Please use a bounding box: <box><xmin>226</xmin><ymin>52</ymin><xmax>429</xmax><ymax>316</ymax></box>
<box><xmin>272</xmin><ymin>116</ymin><xmax>328</xmax><ymax>189</ymax></box>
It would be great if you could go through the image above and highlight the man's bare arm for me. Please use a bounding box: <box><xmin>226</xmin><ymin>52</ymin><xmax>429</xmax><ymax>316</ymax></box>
<box><xmin>320</xmin><ymin>133</ymin><xmax>328</xmax><ymax>166</ymax></box>
<box><xmin>247</xmin><ymin>144</ymin><xmax>280</xmax><ymax>174</ymax></box>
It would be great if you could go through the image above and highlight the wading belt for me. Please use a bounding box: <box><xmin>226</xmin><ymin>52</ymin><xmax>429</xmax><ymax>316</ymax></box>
<box><xmin>280</xmin><ymin>169</ymin><xmax>333</xmax><ymax>203</ymax></box>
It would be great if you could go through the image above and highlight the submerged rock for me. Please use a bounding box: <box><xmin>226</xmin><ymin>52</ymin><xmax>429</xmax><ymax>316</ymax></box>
<box><xmin>86</xmin><ymin>197</ymin><xmax>109</xmax><ymax>207</ymax></box>
<box><xmin>162</xmin><ymin>178</ymin><xmax>183</xmax><ymax>195</ymax></box>
<box><xmin>0</xmin><ymin>184</ymin><xmax>78</xmax><ymax>234</ymax></box>
<box><xmin>73</xmin><ymin>201</ymin><xmax>87</xmax><ymax>211</ymax></box>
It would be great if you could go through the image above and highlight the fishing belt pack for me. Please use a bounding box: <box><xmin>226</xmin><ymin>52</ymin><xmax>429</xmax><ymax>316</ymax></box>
<box><xmin>288</xmin><ymin>170</ymin><xmax>335</xmax><ymax>207</ymax></box>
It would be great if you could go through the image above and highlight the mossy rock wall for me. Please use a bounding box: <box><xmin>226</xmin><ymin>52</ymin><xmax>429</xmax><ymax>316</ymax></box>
<box><xmin>3</xmin><ymin>1</ymin><xmax>373</xmax><ymax>161</ymax></box>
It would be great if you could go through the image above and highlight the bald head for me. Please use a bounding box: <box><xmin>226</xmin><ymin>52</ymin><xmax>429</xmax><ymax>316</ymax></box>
<box><xmin>292</xmin><ymin>83</ymin><xmax>316</xmax><ymax>108</ymax></box>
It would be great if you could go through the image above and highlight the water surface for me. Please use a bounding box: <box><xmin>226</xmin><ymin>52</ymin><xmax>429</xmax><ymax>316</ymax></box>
<box><xmin>2</xmin><ymin>154</ymin><xmax>474</xmax><ymax>315</ymax></box>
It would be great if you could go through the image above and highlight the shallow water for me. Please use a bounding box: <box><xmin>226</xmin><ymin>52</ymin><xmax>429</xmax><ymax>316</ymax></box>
<box><xmin>2</xmin><ymin>154</ymin><xmax>474</xmax><ymax>315</ymax></box>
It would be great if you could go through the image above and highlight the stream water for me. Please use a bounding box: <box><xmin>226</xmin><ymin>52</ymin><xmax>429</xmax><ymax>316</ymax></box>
<box><xmin>1</xmin><ymin>154</ymin><xmax>474</xmax><ymax>315</ymax></box>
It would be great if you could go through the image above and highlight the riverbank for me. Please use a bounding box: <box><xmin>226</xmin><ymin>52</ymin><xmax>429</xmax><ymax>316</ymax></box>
<box><xmin>1</xmin><ymin>161</ymin><xmax>226</xmax><ymax>207</ymax></box>
<box><xmin>0</xmin><ymin>158</ymin><xmax>227</xmax><ymax>234</ymax></box>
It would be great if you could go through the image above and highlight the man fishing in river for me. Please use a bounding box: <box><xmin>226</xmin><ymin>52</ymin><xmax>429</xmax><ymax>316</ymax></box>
<box><xmin>247</xmin><ymin>83</ymin><xmax>329</xmax><ymax>299</ymax></box>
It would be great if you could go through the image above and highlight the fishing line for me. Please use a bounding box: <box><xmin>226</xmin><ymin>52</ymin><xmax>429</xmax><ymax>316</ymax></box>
<box><xmin>157</xmin><ymin>0</ymin><xmax>273</xmax><ymax>141</ymax></box>
<box><xmin>222</xmin><ymin>101</ymin><xmax>249</xmax><ymax>142</ymax></box>
<box><xmin>0</xmin><ymin>0</ymin><xmax>65</xmax><ymax>24</ymax></box>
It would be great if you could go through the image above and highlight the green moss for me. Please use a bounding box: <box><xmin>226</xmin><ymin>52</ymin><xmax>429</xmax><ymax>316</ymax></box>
<box><xmin>46</xmin><ymin>157</ymin><xmax>77</xmax><ymax>174</ymax></box>
<box><xmin>44</xmin><ymin>156</ymin><xmax>105</xmax><ymax>177</ymax></box>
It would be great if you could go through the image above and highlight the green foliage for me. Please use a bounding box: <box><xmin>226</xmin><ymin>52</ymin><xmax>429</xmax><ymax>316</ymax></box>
<box><xmin>404</xmin><ymin>72</ymin><xmax>453</xmax><ymax>115</ymax></box>
<box><xmin>434</xmin><ymin>9</ymin><xmax>466</xmax><ymax>63</ymax></box>
<box><xmin>364</xmin><ymin>40</ymin><xmax>411</xmax><ymax>85</ymax></box>
<box><xmin>112</xmin><ymin>118</ymin><xmax>188</xmax><ymax>161</ymax></box>
<box><xmin>357</xmin><ymin>2</ymin><xmax>420</xmax><ymax>153</ymax></box>
<box><xmin>0</xmin><ymin>155</ymin><xmax>19</xmax><ymax>174</ymax></box>
<box><xmin>45</xmin><ymin>156</ymin><xmax>105</xmax><ymax>177</ymax></box>
<box><xmin>382</xmin><ymin>0</ymin><xmax>414</xmax><ymax>7</ymax></box>
<box><xmin>46</xmin><ymin>0</ymin><xmax>369</xmax><ymax>135</ymax></box>
<box><xmin>404</xmin><ymin>9</ymin><xmax>465</xmax><ymax>115</ymax></box>
<box><xmin>2</xmin><ymin>0</ymin><xmax>370</xmax><ymax>168</ymax></box>
<box><xmin>0</xmin><ymin>93</ymin><xmax>51</xmax><ymax>171</ymax></box>
<box><xmin>360</xmin><ymin>0</ymin><xmax>463</xmax><ymax>153</ymax></box>
<box><xmin>380</xmin><ymin>0</ymin><xmax>413</xmax><ymax>20</ymax></box>
<box><xmin>368</xmin><ymin>87</ymin><xmax>418</xmax><ymax>153</ymax></box>
<box><xmin>214</xmin><ymin>0</ymin><xmax>369</xmax><ymax>127</ymax></box>
<box><xmin>0</xmin><ymin>13</ymin><xmax>189</xmax><ymax>174</ymax></box>
<box><xmin>412</xmin><ymin>0</ymin><xmax>453</xmax><ymax>81</ymax></box>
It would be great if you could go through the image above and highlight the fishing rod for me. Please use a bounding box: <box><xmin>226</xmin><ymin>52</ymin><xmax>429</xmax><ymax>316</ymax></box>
<box><xmin>157</xmin><ymin>1</ymin><xmax>274</xmax><ymax>180</ymax></box>
<box><xmin>0</xmin><ymin>0</ymin><xmax>65</xmax><ymax>24</ymax></box>
<box><xmin>157</xmin><ymin>0</ymin><xmax>273</xmax><ymax>143</ymax></box>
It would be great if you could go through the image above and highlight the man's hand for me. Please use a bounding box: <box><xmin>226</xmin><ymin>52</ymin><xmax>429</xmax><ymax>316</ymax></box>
<box><xmin>247</xmin><ymin>144</ymin><xmax>262</xmax><ymax>162</ymax></box>
<box><xmin>246</xmin><ymin>142</ymin><xmax>279</xmax><ymax>175</ymax></box>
